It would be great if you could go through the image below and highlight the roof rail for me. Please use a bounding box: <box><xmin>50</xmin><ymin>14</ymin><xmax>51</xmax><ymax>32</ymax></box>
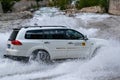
<box><xmin>13</xmin><ymin>28</ymin><xmax>21</xmax><ymax>30</ymax></box>
<box><xmin>22</xmin><ymin>26</ymin><xmax>67</xmax><ymax>28</ymax></box>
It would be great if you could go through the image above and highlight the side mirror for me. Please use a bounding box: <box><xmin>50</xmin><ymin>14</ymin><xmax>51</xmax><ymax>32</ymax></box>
<box><xmin>84</xmin><ymin>35</ymin><xmax>88</xmax><ymax>41</ymax></box>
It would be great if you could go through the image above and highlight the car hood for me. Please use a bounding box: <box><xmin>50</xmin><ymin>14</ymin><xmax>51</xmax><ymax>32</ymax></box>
<box><xmin>88</xmin><ymin>38</ymin><xmax>109</xmax><ymax>47</ymax></box>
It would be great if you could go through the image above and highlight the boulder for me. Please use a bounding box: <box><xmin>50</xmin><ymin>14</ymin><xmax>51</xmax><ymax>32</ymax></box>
<box><xmin>12</xmin><ymin>1</ymin><xmax>36</xmax><ymax>12</ymax></box>
<box><xmin>109</xmin><ymin>0</ymin><xmax>120</xmax><ymax>15</ymax></box>
<box><xmin>80</xmin><ymin>6</ymin><xmax>103</xmax><ymax>13</ymax></box>
<box><xmin>0</xmin><ymin>11</ymin><xmax>33</xmax><ymax>21</ymax></box>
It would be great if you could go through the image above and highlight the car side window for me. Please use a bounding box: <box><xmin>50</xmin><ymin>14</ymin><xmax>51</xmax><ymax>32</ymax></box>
<box><xmin>25</xmin><ymin>30</ymin><xmax>44</xmax><ymax>39</ymax></box>
<box><xmin>66</xmin><ymin>29</ymin><xmax>84</xmax><ymax>40</ymax></box>
<box><xmin>25</xmin><ymin>29</ymin><xmax>66</xmax><ymax>39</ymax></box>
<box><xmin>43</xmin><ymin>29</ymin><xmax>66</xmax><ymax>39</ymax></box>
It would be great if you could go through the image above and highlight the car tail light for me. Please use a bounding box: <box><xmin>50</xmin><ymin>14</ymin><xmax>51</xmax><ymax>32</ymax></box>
<box><xmin>11</xmin><ymin>40</ymin><xmax>22</xmax><ymax>45</ymax></box>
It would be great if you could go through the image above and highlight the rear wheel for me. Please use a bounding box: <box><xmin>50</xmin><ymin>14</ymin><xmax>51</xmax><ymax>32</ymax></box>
<box><xmin>30</xmin><ymin>50</ymin><xmax>51</xmax><ymax>63</ymax></box>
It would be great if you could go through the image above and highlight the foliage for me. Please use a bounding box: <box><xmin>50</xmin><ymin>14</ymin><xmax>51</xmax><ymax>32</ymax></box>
<box><xmin>76</xmin><ymin>0</ymin><xmax>99</xmax><ymax>9</ymax></box>
<box><xmin>99</xmin><ymin>0</ymin><xmax>109</xmax><ymax>12</ymax></box>
<box><xmin>0</xmin><ymin>0</ymin><xmax>20</xmax><ymax>13</ymax></box>
<box><xmin>76</xmin><ymin>0</ymin><xmax>109</xmax><ymax>13</ymax></box>
<box><xmin>49</xmin><ymin>0</ymin><xmax>72</xmax><ymax>10</ymax></box>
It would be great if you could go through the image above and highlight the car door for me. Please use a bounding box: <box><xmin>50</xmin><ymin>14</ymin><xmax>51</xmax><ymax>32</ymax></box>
<box><xmin>43</xmin><ymin>29</ymin><xmax>68</xmax><ymax>59</ymax></box>
<box><xmin>66</xmin><ymin>29</ymin><xmax>91</xmax><ymax>58</ymax></box>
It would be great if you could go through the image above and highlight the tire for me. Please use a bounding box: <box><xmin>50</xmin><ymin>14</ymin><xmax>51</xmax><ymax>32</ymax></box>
<box><xmin>30</xmin><ymin>50</ymin><xmax>51</xmax><ymax>63</ymax></box>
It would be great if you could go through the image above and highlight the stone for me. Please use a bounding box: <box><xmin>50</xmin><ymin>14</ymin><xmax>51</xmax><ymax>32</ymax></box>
<box><xmin>0</xmin><ymin>11</ymin><xmax>33</xmax><ymax>21</ymax></box>
<box><xmin>109</xmin><ymin>0</ymin><xmax>120</xmax><ymax>15</ymax></box>
<box><xmin>12</xmin><ymin>1</ymin><xmax>37</xmax><ymax>12</ymax></box>
<box><xmin>80</xmin><ymin>6</ymin><xmax>103</xmax><ymax>13</ymax></box>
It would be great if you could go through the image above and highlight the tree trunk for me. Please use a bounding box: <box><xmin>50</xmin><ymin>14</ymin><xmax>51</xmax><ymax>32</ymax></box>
<box><xmin>36</xmin><ymin>2</ymin><xmax>39</xmax><ymax>7</ymax></box>
<box><xmin>0</xmin><ymin>2</ymin><xmax>3</xmax><ymax>13</ymax></box>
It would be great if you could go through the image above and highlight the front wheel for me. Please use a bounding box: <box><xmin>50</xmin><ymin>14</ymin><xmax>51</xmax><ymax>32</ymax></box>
<box><xmin>30</xmin><ymin>50</ymin><xmax>51</xmax><ymax>63</ymax></box>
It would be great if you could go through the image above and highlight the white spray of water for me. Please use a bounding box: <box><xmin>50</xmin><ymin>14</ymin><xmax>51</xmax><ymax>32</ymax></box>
<box><xmin>0</xmin><ymin>33</ymin><xmax>10</xmax><ymax>57</ymax></box>
<box><xmin>0</xmin><ymin>7</ymin><xmax>119</xmax><ymax>80</ymax></box>
<box><xmin>0</xmin><ymin>32</ymin><xmax>56</xmax><ymax>78</ymax></box>
<box><xmin>1</xmin><ymin>41</ymin><xmax>120</xmax><ymax>80</ymax></box>
<box><xmin>75</xmin><ymin>13</ymin><xmax>110</xmax><ymax>22</ymax></box>
<box><xmin>54</xmin><ymin>41</ymin><xmax>120</xmax><ymax>80</ymax></box>
<box><xmin>75</xmin><ymin>13</ymin><xmax>110</xmax><ymax>26</ymax></box>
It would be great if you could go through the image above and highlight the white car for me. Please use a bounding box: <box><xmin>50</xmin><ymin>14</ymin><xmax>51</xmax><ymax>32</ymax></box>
<box><xmin>4</xmin><ymin>26</ymin><xmax>102</xmax><ymax>62</ymax></box>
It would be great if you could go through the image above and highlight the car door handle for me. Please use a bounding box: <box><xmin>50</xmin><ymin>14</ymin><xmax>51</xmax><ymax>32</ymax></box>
<box><xmin>68</xmin><ymin>42</ymin><xmax>74</xmax><ymax>44</ymax></box>
<box><xmin>44</xmin><ymin>42</ymin><xmax>50</xmax><ymax>44</ymax></box>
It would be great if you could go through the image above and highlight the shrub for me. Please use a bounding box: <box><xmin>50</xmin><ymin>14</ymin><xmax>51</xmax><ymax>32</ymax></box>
<box><xmin>49</xmin><ymin>0</ymin><xmax>71</xmax><ymax>10</ymax></box>
<box><xmin>76</xmin><ymin>0</ymin><xmax>109</xmax><ymax>13</ymax></box>
<box><xmin>0</xmin><ymin>0</ymin><xmax>20</xmax><ymax>13</ymax></box>
<box><xmin>99</xmin><ymin>0</ymin><xmax>109</xmax><ymax>12</ymax></box>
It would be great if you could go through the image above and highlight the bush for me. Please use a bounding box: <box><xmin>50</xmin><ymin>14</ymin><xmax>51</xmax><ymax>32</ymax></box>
<box><xmin>76</xmin><ymin>0</ymin><xmax>109</xmax><ymax>13</ymax></box>
<box><xmin>76</xmin><ymin>0</ymin><xmax>99</xmax><ymax>9</ymax></box>
<box><xmin>0</xmin><ymin>0</ymin><xmax>20</xmax><ymax>13</ymax></box>
<box><xmin>99</xmin><ymin>0</ymin><xmax>109</xmax><ymax>12</ymax></box>
<box><xmin>49</xmin><ymin>0</ymin><xmax>71</xmax><ymax>10</ymax></box>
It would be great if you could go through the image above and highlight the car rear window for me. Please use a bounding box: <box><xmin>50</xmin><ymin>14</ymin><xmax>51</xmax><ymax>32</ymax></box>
<box><xmin>9</xmin><ymin>30</ymin><xmax>19</xmax><ymax>41</ymax></box>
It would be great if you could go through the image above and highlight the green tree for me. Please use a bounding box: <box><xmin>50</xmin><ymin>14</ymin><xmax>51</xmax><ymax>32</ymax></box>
<box><xmin>99</xmin><ymin>0</ymin><xmax>109</xmax><ymax>12</ymax></box>
<box><xmin>61</xmin><ymin>0</ymin><xmax>70</xmax><ymax>10</ymax></box>
<box><xmin>76</xmin><ymin>0</ymin><xmax>99</xmax><ymax>9</ymax></box>
<box><xmin>0</xmin><ymin>0</ymin><xmax>20</xmax><ymax>13</ymax></box>
<box><xmin>76</xmin><ymin>0</ymin><xmax>86</xmax><ymax>9</ymax></box>
<box><xmin>49</xmin><ymin>0</ymin><xmax>71</xmax><ymax>10</ymax></box>
<box><xmin>76</xmin><ymin>0</ymin><xmax>109</xmax><ymax>13</ymax></box>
